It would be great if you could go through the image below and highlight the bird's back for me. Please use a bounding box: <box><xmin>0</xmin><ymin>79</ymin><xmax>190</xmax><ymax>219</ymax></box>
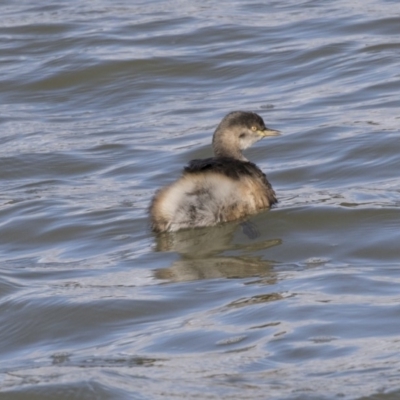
<box><xmin>150</xmin><ymin>157</ymin><xmax>277</xmax><ymax>232</ymax></box>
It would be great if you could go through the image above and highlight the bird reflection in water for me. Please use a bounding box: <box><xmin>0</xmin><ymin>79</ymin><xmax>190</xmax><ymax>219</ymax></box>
<box><xmin>153</xmin><ymin>215</ymin><xmax>281</xmax><ymax>282</ymax></box>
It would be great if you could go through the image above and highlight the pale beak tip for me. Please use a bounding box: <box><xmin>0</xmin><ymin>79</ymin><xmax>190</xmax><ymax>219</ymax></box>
<box><xmin>263</xmin><ymin>128</ymin><xmax>281</xmax><ymax>137</ymax></box>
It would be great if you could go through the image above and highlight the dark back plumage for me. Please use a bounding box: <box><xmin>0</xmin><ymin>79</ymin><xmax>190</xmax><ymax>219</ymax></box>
<box><xmin>184</xmin><ymin>157</ymin><xmax>277</xmax><ymax>206</ymax></box>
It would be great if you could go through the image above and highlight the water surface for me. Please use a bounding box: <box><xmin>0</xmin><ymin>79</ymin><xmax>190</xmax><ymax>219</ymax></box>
<box><xmin>1</xmin><ymin>1</ymin><xmax>400</xmax><ymax>399</ymax></box>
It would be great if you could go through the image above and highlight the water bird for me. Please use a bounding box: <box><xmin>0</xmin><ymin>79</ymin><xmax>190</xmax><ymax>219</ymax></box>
<box><xmin>150</xmin><ymin>111</ymin><xmax>280</xmax><ymax>232</ymax></box>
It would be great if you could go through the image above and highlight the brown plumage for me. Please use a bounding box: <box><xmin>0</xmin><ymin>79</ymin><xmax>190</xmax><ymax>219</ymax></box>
<box><xmin>150</xmin><ymin>111</ymin><xmax>280</xmax><ymax>232</ymax></box>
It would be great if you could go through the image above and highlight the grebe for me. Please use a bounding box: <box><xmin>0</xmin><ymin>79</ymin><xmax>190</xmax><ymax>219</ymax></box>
<box><xmin>150</xmin><ymin>111</ymin><xmax>280</xmax><ymax>232</ymax></box>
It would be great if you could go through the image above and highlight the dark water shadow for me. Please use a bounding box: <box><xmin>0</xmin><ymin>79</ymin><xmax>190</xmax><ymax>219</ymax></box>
<box><xmin>357</xmin><ymin>391</ymin><xmax>400</xmax><ymax>400</ymax></box>
<box><xmin>152</xmin><ymin>221</ymin><xmax>282</xmax><ymax>282</ymax></box>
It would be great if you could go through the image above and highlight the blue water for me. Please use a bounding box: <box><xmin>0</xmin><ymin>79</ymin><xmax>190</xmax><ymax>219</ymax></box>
<box><xmin>1</xmin><ymin>1</ymin><xmax>400</xmax><ymax>399</ymax></box>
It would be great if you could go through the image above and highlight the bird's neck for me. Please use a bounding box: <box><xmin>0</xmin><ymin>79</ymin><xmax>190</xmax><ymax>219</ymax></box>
<box><xmin>214</xmin><ymin>147</ymin><xmax>247</xmax><ymax>161</ymax></box>
<box><xmin>212</xmin><ymin>130</ymin><xmax>247</xmax><ymax>161</ymax></box>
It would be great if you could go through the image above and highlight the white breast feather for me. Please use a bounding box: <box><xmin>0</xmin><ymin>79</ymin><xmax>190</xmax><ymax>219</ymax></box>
<box><xmin>159</xmin><ymin>174</ymin><xmax>239</xmax><ymax>230</ymax></box>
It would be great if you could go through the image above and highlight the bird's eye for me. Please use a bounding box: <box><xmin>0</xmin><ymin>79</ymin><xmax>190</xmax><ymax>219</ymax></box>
<box><xmin>251</xmin><ymin>126</ymin><xmax>257</xmax><ymax>131</ymax></box>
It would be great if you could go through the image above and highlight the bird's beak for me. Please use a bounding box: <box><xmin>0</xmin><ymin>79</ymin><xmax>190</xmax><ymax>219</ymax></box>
<box><xmin>259</xmin><ymin>127</ymin><xmax>281</xmax><ymax>137</ymax></box>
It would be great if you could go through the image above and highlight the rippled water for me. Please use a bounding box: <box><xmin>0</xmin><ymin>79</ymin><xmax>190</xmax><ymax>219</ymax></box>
<box><xmin>1</xmin><ymin>1</ymin><xmax>400</xmax><ymax>399</ymax></box>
